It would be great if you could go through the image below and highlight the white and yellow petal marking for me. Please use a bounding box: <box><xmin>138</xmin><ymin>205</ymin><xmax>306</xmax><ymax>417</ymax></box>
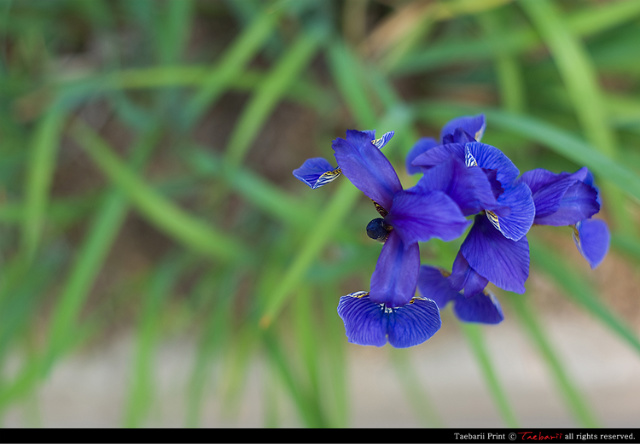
<box><xmin>345</xmin><ymin>290</ymin><xmax>370</xmax><ymax>299</ymax></box>
<box><xmin>316</xmin><ymin>167</ymin><xmax>342</xmax><ymax>187</ymax></box>
<box><xmin>465</xmin><ymin>149</ymin><xmax>478</xmax><ymax>167</ymax></box>
<box><xmin>486</xmin><ymin>210</ymin><xmax>500</xmax><ymax>231</ymax></box>
<box><xmin>371</xmin><ymin>131</ymin><xmax>394</xmax><ymax>149</ymax></box>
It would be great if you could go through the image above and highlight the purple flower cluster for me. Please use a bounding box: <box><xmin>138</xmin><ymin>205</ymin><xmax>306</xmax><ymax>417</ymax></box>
<box><xmin>293</xmin><ymin>115</ymin><xmax>610</xmax><ymax>348</ymax></box>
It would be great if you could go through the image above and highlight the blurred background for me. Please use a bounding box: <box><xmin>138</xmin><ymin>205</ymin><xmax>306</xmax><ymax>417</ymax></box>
<box><xmin>1</xmin><ymin>0</ymin><xmax>639</xmax><ymax>428</ymax></box>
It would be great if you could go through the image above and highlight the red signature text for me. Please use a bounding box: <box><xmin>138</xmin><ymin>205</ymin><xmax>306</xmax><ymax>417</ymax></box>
<box><xmin>518</xmin><ymin>432</ymin><xmax>564</xmax><ymax>441</ymax></box>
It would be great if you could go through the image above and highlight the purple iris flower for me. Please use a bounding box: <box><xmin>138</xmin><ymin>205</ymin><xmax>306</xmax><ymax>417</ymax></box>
<box><xmin>410</xmin><ymin>115</ymin><xmax>536</xmax><ymax>297</ymax></box>
<box><xmin>295</xmin><ymin>129</ymin><xmax>472</xmax><ymax>347</ymax></box>
<box><xmin>519</xmin><ymin>167</ymin><xmax>609</xmax><ymax>268</ymax></box>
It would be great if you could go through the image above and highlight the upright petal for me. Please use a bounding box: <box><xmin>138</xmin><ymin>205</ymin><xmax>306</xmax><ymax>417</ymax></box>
<box><xmin>453</xmin><ymin>290</ymin><xmax>504</xmax><ymax>324</ymax></box>
<box><xmin>416</xmin><ymin>157</ymin><xmax>500</xmax><ymax>216</ymax></box>
<box><xmin>292</xmin><ymin>157</ymin><xmax>340</xmax><ymax>189</ymax></box>
<box><xmin>440</xmin><ymin>114</ymin><xmax>486</xmax><ymax>143</ymax></box>
<box><xmin>387</xmin><ymin>298</ymin><xmax>442</xmax><ymax>348</ymax></box>
<box><xmin>369</xmin><ymin>231</ymin><xmax>419</xmax><ymax>307</ymax></box>
<box><xmin>406</xmin><ymin>137</ymin><xmax>438</xmax><ymax>175</ymax></box>
<box><xmin>385</xmin><ymin>189</ymin><xmax>471</xmax><ymax>245</ymax></box>
<box><xmin>461</xmin><ymin>215</ymin><xmax>530</xmax><ymax>294</ymax></box>
<box><xmin>333</xmin><ymin>133</ymin><xmax>402</xmax><ymax>210</ymax></box>
<box><xmin>337</xmin><ymin>293</ymin><xmax>387</xmax><ymax>347</ymax></box>
<box><xmin>465</xmin><ymin>142</ymin><xmax>519</xmax><ymax>187</ymax></box>
<box><xmin>411</xmin><ymin>143</ymin><xmax>465</xmax><ymax>169</ymax></box>
<box><xmin>490</xmin><ymin>182</ymin><xmax>535</xmax><ymax>241</ymax></box>
<box><xmin>573</xmin><ymin>219</ymin><xmax>610</xmax><ymax>269</ymax></box>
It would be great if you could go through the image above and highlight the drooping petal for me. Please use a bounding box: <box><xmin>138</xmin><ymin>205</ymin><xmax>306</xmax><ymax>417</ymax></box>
<box><xmin>411</xmin><ymin>143</ymin><xmax>465</xmax><ymax>169</ymax></box>
<box><xmin>465</xmin><ymin>142</ymin><xmax>519</xmax><ymax>187</ymax></box>
<box><xmin>415</xmin><ymin>157</ymin><xmax>500</xmax><ymax>216</ymax></box>
<box><xmin>453</xmin><ymin>290</ymin><xmax>504</xmax><ymax>324</ymax></box>
<box><xmin>406</xmin><ymin>137</ymin><xmax>438</xmax><ymax>175</ymax></box>
<box><xmin>332</xmin><ymin>132</ymin><xmax>402</xmax><ymax>210</ymax></box>
<box><xmin>416</xmin><ymin>265</ymin><xmax>459</xmax><ymax>309</ymax></box>
<box><xmin>448</xmin><ymin>251</ymin><xmax>489</xmax><ymax>298</ymax></box>
<box><xmin>461</xmin><ymin>215</ymin><xmax>530</xmax><ymax>294</ymax></box>
<box><xmin>440</xmin><ymin>114</ymin><xmax>486</xmax><ymax>143</ymax></box>
<box><xmin>489</xmin><ymin>182</ymin><xmax>535</xmax><ymax>241</ymax></box>
<box><xmin>369</xmin><ymin>231</ymin><xmax>419</xmax><ymax>307</ymax></box>
<box><xmin>345</xmin><ymin>129</ymin><xmax>377</xmax><ymax>146</ymax></box>
<box><xmin>519</xmin><ymin>167</ymin><xmax>599</xmax><ymax>226</ymax></box>
<box><xmin>337</xmin><ymin>292</ymin><xmax>387</xmax><ymax>347</ymax></box>
<box><xmin>385</xmin><ymin>189</ymin><xmax>471</xmax><ymax>245</ymax></box>
<box><xmin>534</xmin><ymin>181</ymin><xmax>599</xmax><ymax>226</ymax></box>
<box><xmin>573</xmin><ymin>218</ymin><xmax>610</xmax><ymax>269</ymax></box>
<box><xmin>371</xmin><ymin>131</ymin><xmax>395</xmax><ymax>149</ymax></box>
<box><xmin>387</xmin><ymin>298</ymin><xmax>442</xmax><ymax>348</ymax></box>
<box><xmin>337</xmin><ymin>294</ymin><xmax>441</xmax><ymax>348</ymax></box>
<box><xmin>292</xmin><ymin>157</ymin><xmax>341</xmax><ymax>189</ymax></box>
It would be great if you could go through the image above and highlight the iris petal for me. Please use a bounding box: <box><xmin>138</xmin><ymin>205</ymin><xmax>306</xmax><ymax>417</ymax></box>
<box><xmin>461</xmin><ymin>215</ymin><xmax>530</xmax><ymax>294</ymax></box>
<box><xmin>292</xmin><ymin>157</ymin><xmax>340</xmax><ymax>189</ymax></box>
<box><xmin>371</xmin><ymin>131</ymin><xmax>395</xmax><ymax>149</ymax></box>
<box><xmin>453</xmin><ymin>290</ymin><xmax>504</xmax><ymax>324</ymax></box>
<box><xmin>406</xmin><ymin>137</ymin><xmax>438</xmax><ymax>175</ymax></box>
<box><xmin>332</xmin><ymin>132</ymin><xmax>402</xmax><ymax>210</ymax></box>
<box><xmin>369</xmin><ymin>231</ymin><xmax>419</xmax><ymax>307</ymax></box>
<box><xmin>337</xmin><ymin>293</ymin><xmax>387</xmax><ymax>347</ymax></box>
<box><xmin>519</xmin><ymin>167</ymin><xmax>599</xmax><ymax>226</ymax></box>
<box><xmin>440</xmin><ymin>114</ymin><xmax>486</xmax><ymax>143</ymax></box>
<box><xmin>573</xmin><ymin>218</ymin><xmax>610</xmax><ymax>269</ymax></box>
<box><xmin>385</xmin><ymin>189</ymin><xmax>471</xmax><ymax>245</ymax></box>
<box><xmin>387</xmin><ymin>298</ymin><xmax>442</xmax><ymax>348</ymax></box>
<box><xmin>449</xmin><ymin>251</ymin><xmax>489</xmax><ymax>298</ymax></box>
<box><xmin>337</xmin><ymin>294</ymin><xmax>441</xmax><ymax>348</ymax></box>
<box><xmin>416</xmin><ymin>265</ymin><xmax>459</xmax><ymax>309</ymax></box>
<box><xmin>416</xmin><ymin>157</ymin><xmax>499</xmax><ymax>216</ymax></box>
<box><xmin>490</xmin><ymin>182</ymin><xmax>535</xmax><ymax>241</ymax></box>
<box><xmin>411</xmin><ymin>143</ymin><xmax>465</xmax><ymax>169</ymax></box>
<box><xmin>465</xmin><ymin>142</ymin><xmax>519</xmax><ymax>187</ymax></box>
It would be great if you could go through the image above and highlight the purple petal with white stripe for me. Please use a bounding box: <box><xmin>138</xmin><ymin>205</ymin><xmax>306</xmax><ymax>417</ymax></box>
<box><xmin>490</xmin><ymin>182</ymin><xmax>535</xmax><ymax>241</ymax></box>
<box><xmin>465</xmin><ymin>142</ymin><xmax>519</xmax><ymax>187</ymax></box>
<box><xmin>461</xmin><ymin>215</ymin><xmax>530</xmax><ymax>294</ymax></box>
<box><xmin>292</xmin><ymin>157</ymin><xmax>340</xmax><ymax>189</ymax></box>
<box><xmin>411</xmin><ymin>143</ymin><xmax>465</xmax><ymax>169</ymax></box>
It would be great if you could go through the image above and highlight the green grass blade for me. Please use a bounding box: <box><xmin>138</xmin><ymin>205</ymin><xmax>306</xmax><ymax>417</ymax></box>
<box><xmin>70</xmin><ymin>121</ymin><xmax>249</xmax><ymax>264</ymax></box>
<box><xmin>223</xmin><ymin>27</ymin><xmax>325</xmax><ymax>167</ymax></box>
<box><xmin>510</xmin><ymin>293</ymin><xmax>600</xmax><ymax>427</ymax></box>
<box><xmin>21</xmin><ymin>108</ymin><xmax>66</xmax><ymax>263</ymax></box>
<box><xmin>529</xmin><ymin>238</ymin><xmax>640</xmax><ymax>356</ymax></box>
<box><xmin>519</xmin><ymin>0</ymin><xmax>629</xmax><ymax>233</ymax></box>
<box><xmin>41</xmin><ymin>127</ymin><xmax>162</xmax><ymax>376</ymax></box>
<box><xmin>180</xmin><ymin>1</ymin><xmax>286</xmax><ymax>128</ymax></box>
<box><xmin>459</xmin><ymin>323</ymin><xmax>520</xmax><ymax>428</ymax></box>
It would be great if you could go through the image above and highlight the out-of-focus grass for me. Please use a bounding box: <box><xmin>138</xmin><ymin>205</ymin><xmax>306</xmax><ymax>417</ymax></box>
<box><xmin>0</xmin><ymin>0</ymin><xmax>639</xmax><ymax>427</ymax></box>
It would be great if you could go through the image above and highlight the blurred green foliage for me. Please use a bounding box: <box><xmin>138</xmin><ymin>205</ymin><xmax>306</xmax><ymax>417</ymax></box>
<box><xmin>0</xmin><ymin>0</ymin><xmax>639</xmax><ymax>427</ymax></box>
